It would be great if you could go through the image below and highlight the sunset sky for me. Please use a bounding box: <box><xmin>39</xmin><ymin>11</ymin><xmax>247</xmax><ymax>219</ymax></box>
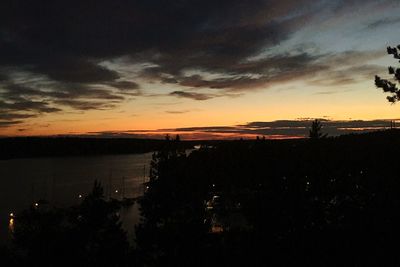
<box><xmin>1</xmin><ymin>0</ymin><xmax>400</xmax><ymax>139</ymax></box>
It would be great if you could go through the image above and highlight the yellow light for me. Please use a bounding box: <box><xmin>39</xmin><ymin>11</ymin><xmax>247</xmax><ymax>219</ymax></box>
<box><xmin>9</xmin><ymin>218</ymin><xmax>14</xmax><ymax>233</ymax></box>
<box><xmin>9</xmin><ymin>213</ymin><xmax>14</xmax><ymax>218</ymax></box>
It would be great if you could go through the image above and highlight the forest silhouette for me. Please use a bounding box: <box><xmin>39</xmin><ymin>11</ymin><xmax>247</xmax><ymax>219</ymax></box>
<box><xmin>2</xmin><ymin>128</ymin><xmax>400</xmax><ymax>266</ymax></box>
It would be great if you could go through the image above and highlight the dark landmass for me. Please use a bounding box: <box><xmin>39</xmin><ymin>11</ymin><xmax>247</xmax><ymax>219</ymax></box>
<box><xmin>136</xmin><ymin>129</ymin><xmax>400</xmax><ymax>266</ymax></box>
<box><xmin>3</xmin><ymin>129</ymin><xmax>400</xmax><ymax>266</ymax></box>
<box><xmin>0</xmin><ymin>137</ymin><xmax>198</xmax><ymax>160</ymax></box>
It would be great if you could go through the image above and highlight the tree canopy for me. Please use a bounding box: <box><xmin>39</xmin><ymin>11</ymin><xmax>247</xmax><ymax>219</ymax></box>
<box><xmin>375</xmin><ymin>45</ymin><xmax>400</xmax><ymax>103</ymax></box>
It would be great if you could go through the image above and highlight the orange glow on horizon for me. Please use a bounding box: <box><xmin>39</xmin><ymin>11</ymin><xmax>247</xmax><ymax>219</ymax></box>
<box><xmin>2</xmin><ymin>78</ymin><xmax>400</xmax><ymax>139</ymax></box>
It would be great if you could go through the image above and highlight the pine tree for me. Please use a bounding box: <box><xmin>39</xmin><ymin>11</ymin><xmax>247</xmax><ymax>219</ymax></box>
<box><xmin>309</xmin><ymin>119</ymin><xmax>327</xmax><ymax>139</ymax></box>
<box><xmin>375</xmin><ymin>45</ymin><xmax>400</xmax><ymax>103</ymax></box>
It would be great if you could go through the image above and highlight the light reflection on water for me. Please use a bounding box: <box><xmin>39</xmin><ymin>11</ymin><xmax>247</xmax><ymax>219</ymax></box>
<box><xmin>8</xmin><ymin>218</ymin><xmax>14</xmax><ymax>233</ymax></box>
<box><xmin>0</xmin><ymin>152</ymin><xmax>154</xmax><ymax>243</ymax></box>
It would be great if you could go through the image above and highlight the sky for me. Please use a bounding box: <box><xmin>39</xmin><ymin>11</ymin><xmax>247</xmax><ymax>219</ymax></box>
<box><xmin>1</xmin><ymin>0</ymin><xmax>400</xmax><ymax>139</ymax></box>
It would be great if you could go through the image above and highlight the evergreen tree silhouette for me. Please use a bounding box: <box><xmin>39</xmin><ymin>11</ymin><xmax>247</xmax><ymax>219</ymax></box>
<box><xmin>375</xmin><ymin>45</ymin><xmax>400</xmax><ymax>103</ymax></box>
<box><xmin>309</xmin><ymin>119</ymin><xmax>327</xmax><ymax>139</ymax></box>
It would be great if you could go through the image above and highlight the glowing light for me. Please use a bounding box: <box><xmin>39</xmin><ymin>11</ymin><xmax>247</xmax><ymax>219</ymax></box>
<box><xmin>115</xmin><ymin>189</ymin><xmax>119</xmax><ymax>193</ymax></box>
<box><xmin>9</xmin><ymin>213</ymin><xmax>14</xmax><ymax>218</ymax></box>
<box><xmin>34</xmin><ymin>203</ymin><xmax>39</xmax><ymax>207</ymax></box>
<box><xmin>211</xmin><ymin>225</ymin><xmax>224</xmax><ymax>234</ymax></box>
<box><xmin>9</xmin><ymin>218</ymin><xmax>14</xmax><ymax>233</ymax></box>
<box><xmin>78</xmin><ymin>194</ymin><xmax>82</xmax><ymax>198</ymax></box>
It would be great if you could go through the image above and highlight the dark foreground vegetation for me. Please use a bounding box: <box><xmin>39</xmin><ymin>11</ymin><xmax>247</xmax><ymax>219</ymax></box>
<box><xmin>1</xmin><ymin>181</ymin><xmax>133</xmax><ymax>266</ymax></box>
<box><xmin>2</xmin><ymin>130</ymin><xmax>400</xmax><ymax>266</ymax></box>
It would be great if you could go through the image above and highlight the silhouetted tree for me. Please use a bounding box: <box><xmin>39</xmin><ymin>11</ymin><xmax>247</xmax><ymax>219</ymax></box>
<box><xmin>375</xmin><ymin>45</ymin><xmax>400</xmax><ymax>103</ymax></box>
<box><xmin>10</xmin><ymin>181</ymin><xmax>130</xmax><ymax>266</ymax></box>
<box><xmin>309</xmin><ymin>119</ymin><xmax>327</xmax><ymax>139</ymax></box>
<box><xmin>136</xmin><ymin>134</ymin><xmax>209</xmax><ymax>266</ymax></box>
<box><xmin>135</xmin><ymin>130</ymin><xmax>400</xmax><ymax>266</ymax></box>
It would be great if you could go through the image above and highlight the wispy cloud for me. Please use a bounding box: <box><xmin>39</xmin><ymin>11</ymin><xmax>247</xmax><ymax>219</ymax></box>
<box><xmin>366</xmin><ymin>17</ymin><xmax>400</xmax><ymax>29</ymax></box>
<box><xmin>165</xmin><ymin>110</ymin><xmax>193</xmax><ymax>114</ymax></box>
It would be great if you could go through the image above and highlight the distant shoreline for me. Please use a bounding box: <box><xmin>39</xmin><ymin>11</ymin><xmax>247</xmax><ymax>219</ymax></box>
<box><xmin>1</xmin><ymin>130</ymin><xmax>396</xmax><ymax>160</ymax></box>
<box><xmin>0</xmin><ymin>137</ymin><xmax>195</xmax><ymax>160</ymax></box>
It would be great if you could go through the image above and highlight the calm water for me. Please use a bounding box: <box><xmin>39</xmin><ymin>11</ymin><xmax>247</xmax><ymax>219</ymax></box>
<box><xmin>0</xmin><ymin>152</ymin><xmax>154</xmax><ymax>244</ymax></box>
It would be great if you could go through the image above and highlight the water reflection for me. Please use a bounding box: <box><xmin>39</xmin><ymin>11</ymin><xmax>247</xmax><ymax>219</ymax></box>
<box><xmin>0</xmin><ymin>152</ymin><xmax>154</xmax><ymax>242</ymax></box>
<box><xmin>8</xmin><ymin>213</ymin><xmax>14</xmax><ymax>233</ymax></box>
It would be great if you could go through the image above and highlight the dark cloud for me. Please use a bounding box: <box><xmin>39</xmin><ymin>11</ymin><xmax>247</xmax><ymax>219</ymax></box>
<box><xmin>167</xmin><ymin>126</ymin><xmax>238</xmax><ymax>132</ymax></box>
<box><xmin>0</xmin><ymin>113</ymin><xmax>37</xmax><ymax>120</ymax></box>
<box><xmin>107</xmin><ymin>81</ymin><xmax>139</xmax><ymax>91</ymax></box>
<box><xmin>0</xmin><ymin>1</ymin><xmax>321</xmax><ymax>92</ymax></box>
<box><xmin>0</xmin><ymin>97</ymin><xmax>60</xmax><ymax>127</ymax></box>
<box><xmin>0</xmin><ymin>0</ymin><xmax>394</xmax><ymax>127</ymax></box>
<box><xmin>142</xmin><ymin>49</ymin><xmax>384</xmax><ymax>95</ymax></box>
<box><xmin>2</xmin><ymin>83</ymin><xmax>126</xmax><ymax>101</ymax></box>
<box><xmin>171</xmin><ymin>119</ymin><xmax>396</xmax><ymax>137</ymax></box>
<box><xmin>85</xmin><ymin>119</ymin><xmax>395</xmax><ymax>139</ymax></box>
<box><xmin>0</xmin><ymin>80</ymin><xmax>130</xmax><ymax>126</ymax></box>
<box><xmin>53</xmin><ymin>99</ymin><xmax>118</xmax><ymax>111</ymax></box>
<box><xmin>140</xmin><ymin>46</ymin><xmax>327</xmax><ymax>93</ymax></box>
<box><xmin>243</xmin><ymin>120</ymin><xmax>391</xmax><ymax>129</ymax></box>
<box><xmin>0</xmin><ymin>120</ymin><xmax>23</xmax><ymax>127</ymax></box>
<box><xmin>33</xmin><ymin>59</ymin><xmax>120</xmax><ymax>84</ymax></box>
<box><xmin>0</xmin><ymin>99</ymin><xmax>61</xmax><ymax>113</ymax></box>
<box><xmin>169</xmin><ymin>91</ymin><xmax>215</xmax><ymax>101</ymax></box>
<box><xmin>156</xmin><ymin>119</ymin><xmax>394</xmax><ymax>137</ymax></box>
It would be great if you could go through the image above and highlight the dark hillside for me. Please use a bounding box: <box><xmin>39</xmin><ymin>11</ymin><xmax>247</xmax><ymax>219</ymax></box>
<box><xmin>136</xmin><ymin>129</ymin><xmax>400</xmax><ymax>266</ymax></box>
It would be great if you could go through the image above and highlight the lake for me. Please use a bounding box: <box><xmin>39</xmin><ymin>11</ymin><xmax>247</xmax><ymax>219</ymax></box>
<box><xmin>0</xmin><ymin>152</ymin><xmax>154</xmax><ymax>244</ymax></box>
